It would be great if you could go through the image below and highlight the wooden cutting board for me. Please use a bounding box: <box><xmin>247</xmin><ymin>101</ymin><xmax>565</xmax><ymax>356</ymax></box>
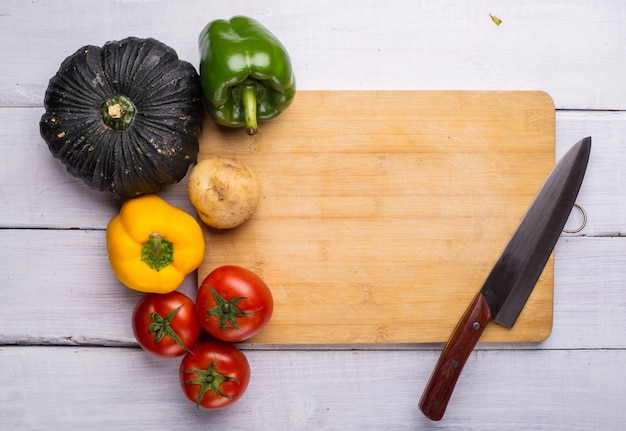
<box><xmin>197</xmin><ymin>90</ymin><xmax>555</xmax><ymax>344</ymax></box>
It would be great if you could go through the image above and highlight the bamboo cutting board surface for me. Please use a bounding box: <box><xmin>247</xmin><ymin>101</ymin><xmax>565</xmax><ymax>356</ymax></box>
<box><xmin>197</xmin><ymin>91</ymin><xmax>555</xmax><ymax>344</ymax></box>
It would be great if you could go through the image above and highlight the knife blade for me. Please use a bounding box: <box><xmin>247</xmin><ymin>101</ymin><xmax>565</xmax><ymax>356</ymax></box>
<box><xmin>419</xmin><ymin>136</ymin><xmax>591</xmax><ymax>421</ymax></box>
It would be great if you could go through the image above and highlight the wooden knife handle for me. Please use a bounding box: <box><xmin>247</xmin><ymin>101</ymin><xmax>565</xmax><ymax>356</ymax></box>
<box><xmin>419</xmin><ymin>292</ymin><xmax>492</xmax><ymax>421</ymax></box>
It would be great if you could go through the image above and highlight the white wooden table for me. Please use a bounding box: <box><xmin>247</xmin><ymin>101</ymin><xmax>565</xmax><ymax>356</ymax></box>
<box><xmin>1</xmin><ymin>1</ymin><xmax>625</xmax><ymax>429</ymax></box>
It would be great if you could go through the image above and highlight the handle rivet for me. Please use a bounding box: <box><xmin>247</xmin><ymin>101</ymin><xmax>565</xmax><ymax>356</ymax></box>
<box><xmin>451</xmin><ymin>360</ymin><xmax>459</xmax><ymax>369</ymax></box>
<box><xmin>472</xmin><ymin>322</ymin><xmax>481</xmax><ymax>330</ymax></box>
<box><xmin>434</xmin><ymin>402</ymin><xmax>442</xmax><ymax>410</ymax></box>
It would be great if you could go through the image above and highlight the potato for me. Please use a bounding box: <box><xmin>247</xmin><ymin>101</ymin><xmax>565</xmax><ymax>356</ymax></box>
<box><xmin>187</xmin><ymin>156</ymin><xmax>261</xmax><ymax>229</ymax></box>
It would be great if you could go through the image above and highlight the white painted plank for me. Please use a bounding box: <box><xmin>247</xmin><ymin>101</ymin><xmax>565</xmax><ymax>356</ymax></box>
<box><xmin>549</xmin><ymin>236</ymin><xmax>626</xmax><ymax>350</ymax></box>
<box><xmin>1</xmin><ymin>1</ymin><xmax>623</xmax><ymax>430</ymax></box>
<box><xmin>477</xmin><ymin>236</ymin><xmax>626</xmax><ymax>351</ymax></box>
<box><xmin>0</xmin><ymin>107</ymin><xmax>196</xmax><ymax>228</ymax></box>
<box><xmin>0</xmin><ymin>228</ymin><xmax>196</xmax><ymax>346</ymax></box>
<box><xmin>1</xmin><ymin>0</ymin><xmax>625</xmax><ymax>109</ymax></box>
<box><xmin>1</xmin><ymin>106</ymin><xmax>623</xmax><ymax>235</ymax></box>
<box><xmin>557</xmin><ymin>111</ymin><xmax>626</xmax><ymax>237</ymax></box>
<box><xmin>0</xmin><ymin>346</ymin><xmax>623</xmax><ymax>430</ymax></box>
<box><xmin>1</xmin><ymin>229</ymin><xmax>624</xmax><ymax>350</ymax></box>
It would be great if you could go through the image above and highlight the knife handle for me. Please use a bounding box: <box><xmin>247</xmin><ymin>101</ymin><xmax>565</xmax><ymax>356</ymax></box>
<box><xmin>419</xmin><ymin>292</ymin><xmax>492</xmax><ymax>421</ymax></box>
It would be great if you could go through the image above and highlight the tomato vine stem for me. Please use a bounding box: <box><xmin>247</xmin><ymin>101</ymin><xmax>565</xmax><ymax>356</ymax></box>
<box><xmin>208</xmin><ymin>286</ymin><xmax>258</xmax><ymax>330</ymax></box>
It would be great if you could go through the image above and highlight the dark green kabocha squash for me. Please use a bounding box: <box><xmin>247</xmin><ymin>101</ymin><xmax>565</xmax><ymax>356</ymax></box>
<box><xmin>40</xmin><ymin>37</ymin><xmax>204</xmax><ymax>200</ymax></box>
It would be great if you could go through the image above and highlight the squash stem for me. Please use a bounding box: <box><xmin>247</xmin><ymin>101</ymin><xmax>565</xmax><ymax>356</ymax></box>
<box><xmin>101</xmin><ymin>94</ymin><xmax>136</xmax><ymax>130</ymax></box>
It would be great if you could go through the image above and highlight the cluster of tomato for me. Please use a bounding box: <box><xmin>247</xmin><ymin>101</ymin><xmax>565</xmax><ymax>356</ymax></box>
<box><xmin>131</xmin><ymin>265</ymin><xmax>274</xmax><ymax>410</ymax></box>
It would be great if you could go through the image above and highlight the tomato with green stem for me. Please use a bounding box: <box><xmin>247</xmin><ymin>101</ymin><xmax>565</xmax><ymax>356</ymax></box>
<box><xmin>196</xmin><ymin>265</ymin><xmax>273</xmax><ymax>342</ymax></box>
<box><xmin>179</xmin><ymin>341</ymin><xmax>251</xmax><ymax>410</ymax></box>
<box><xmin>132</xmin><ymin>291</ymin><xmax>201</xmax><ymax>358</ymax></box>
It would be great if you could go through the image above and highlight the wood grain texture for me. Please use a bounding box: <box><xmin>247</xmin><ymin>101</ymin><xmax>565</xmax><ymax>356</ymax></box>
<box><xmin>197</xmin><ymin>90</ymin><xmax>555</xmax><ymax>344</ymax></box>
<box><xmin>0</xmin><ymin>228</ymin><xmax>198</xmax><ymax>346</ymax></box>
<box><xmin>1</xmin><ymin>1</ymin><xmax>625</xmax><ymax>110</ymax></box>
<box><xmin>1</xmin><ymin>233</ymin><xmax>624</xmax><ymax>351</ymax></box>
<box><xmin>0</xmin><ymin>229</ymin><xmax>617</xmax><ymax>352</ymax></box>
<box><xmin>1</xmin><ymin>0</ymin><xmax>625</xmax><ymax>429</ymax></box>
<box><xmin>1</xmin><ymin>108</ymin><xmax>623</xmax><ymax>233</ymax></box>
<box><xmin>0</xmin><ymin>346</ymin><xmax>624</xmax><ymax>430</ymax></box>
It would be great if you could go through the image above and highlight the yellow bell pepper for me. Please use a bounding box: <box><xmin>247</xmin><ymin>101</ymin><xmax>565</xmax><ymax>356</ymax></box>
<box><xmin>106</xmin><ymin>194</ymin><xmax>205</xmax><ymax>293</ymax></box>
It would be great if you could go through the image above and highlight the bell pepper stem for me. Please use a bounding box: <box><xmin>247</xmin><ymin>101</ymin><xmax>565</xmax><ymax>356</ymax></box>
<box><xmin>141</xmin><ymin>232</ymin><xmax>174</xmax><ymax>271</ymax></box>
<box><xmin>241</xmin><ymin>83</ymin><xmax>259</xmax><ymax>135</ymax></box>
<box><xmin>150</xmin><ymin>233</ymin><xmax>161</xmax><ymax>257</ymax></box>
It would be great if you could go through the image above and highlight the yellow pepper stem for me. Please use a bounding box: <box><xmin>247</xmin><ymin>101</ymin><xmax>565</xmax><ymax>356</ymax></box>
<box><xmin>141</xmin><ymin>232</ymin><xmax>174</xmax><ymax>271</ymax></box>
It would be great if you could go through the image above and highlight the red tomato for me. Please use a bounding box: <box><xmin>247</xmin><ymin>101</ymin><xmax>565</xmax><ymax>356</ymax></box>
<box><xmin>196</xmin><ymin>265</ymin><xmax>274</xmax><ymax>342</ymax></box>
<box><xmin>179</xmin><ymin>341</ymin><xmax>250</xmax><ymax>410</ymax></box>
<box><xmin>132</xmin><ymin>291</ymin><xmax>201</xmax><ymax>358</ymax></box>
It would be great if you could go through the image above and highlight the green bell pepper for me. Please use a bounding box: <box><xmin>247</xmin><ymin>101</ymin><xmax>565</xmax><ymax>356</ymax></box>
<box><xmin>198</xmin><ymin>16</ymin><xmax>296</xmax><ymax>135</ymax></box>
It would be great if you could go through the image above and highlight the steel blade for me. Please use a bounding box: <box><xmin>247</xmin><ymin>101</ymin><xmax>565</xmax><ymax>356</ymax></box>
<box><xmin>480</xmin><ymin>137</ymin><xmax>591</xmax><ymax>327</ymax></box>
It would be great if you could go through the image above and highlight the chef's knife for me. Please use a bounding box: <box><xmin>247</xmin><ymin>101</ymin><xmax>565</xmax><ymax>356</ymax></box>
<box><xmin>419</xmin><ymin>136</ymin><xmax>591</xmax><ymax>421</ymax></box>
